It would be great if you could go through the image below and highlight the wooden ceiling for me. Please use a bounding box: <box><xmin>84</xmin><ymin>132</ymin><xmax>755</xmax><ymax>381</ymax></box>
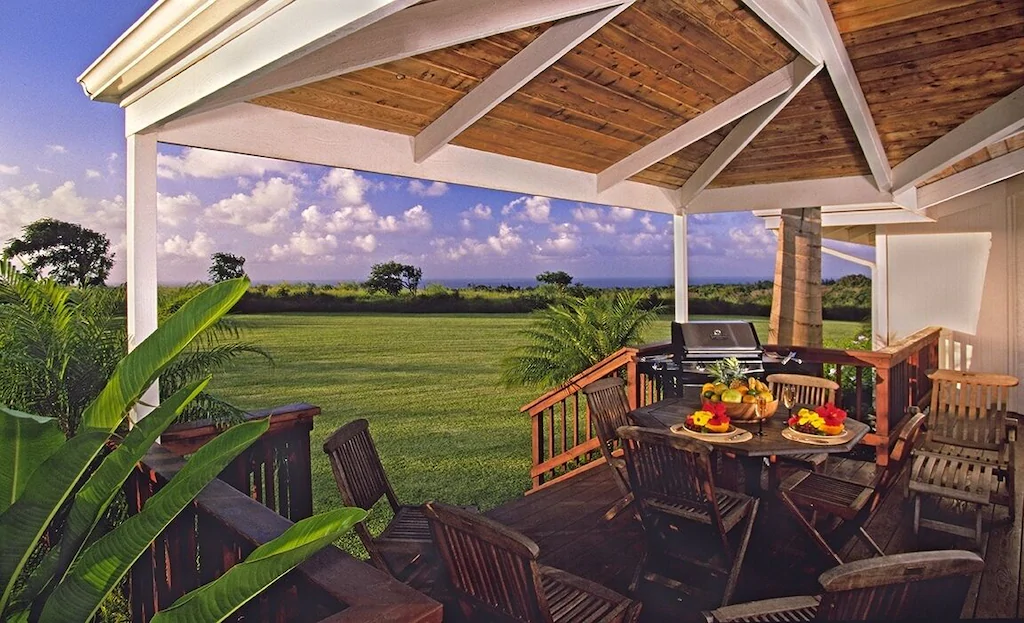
<box><xmin>253</xmin><ymin>0</ymin><xmax>1024</xmax><ymax>193</ymax></box>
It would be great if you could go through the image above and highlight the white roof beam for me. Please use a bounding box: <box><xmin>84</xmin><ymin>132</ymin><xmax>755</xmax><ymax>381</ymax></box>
<box><xmin>803</xmin><ymin>0</ymin><xmax>892</xmax><ymax>192</ymax></box>
<box><xmin>737</xmin><ymin>0</ymin><xmax>822</xmax><ymax>64</ymax></box>
<box><xmin>155</xmin><ymin>103</ymin><xmax>680</xmax><ymax>215</ymax></box>
<box><xmin>415</xmin><ymin>3</ymin><xmax>632</xmax><ymax>163</ymax></box>
<box><xmin>124</xmin><ymin>0</ymin><xmax>420</xmax><ymax>135</ymax></box>
<box><xmin>676</xmin><ymin>58</ymin><xmax>822</xmax><ymax>207</ymax></box>
<box><xmin>688</xmin><ymin>175</ymin><xmax>889</xmax><ymax>213</ymax></box>
<box><xmin>596</xmin><ymin>60</ymin><xmax>798</xmax><ymax>192</ymax></box>
<box><xmin>181</xmin><ymin>0</ymin><xmax>632</xmax><ymax>124</ymax></box>
<box><xmin>892</xmin><ymin>84</ymin><xmax>1024</xmax><ymax>195</ymax></box>
<box><xmin>919</xmin><ymin>148</ymin><xmax>1024</xmax><ymax>211</ymax></box>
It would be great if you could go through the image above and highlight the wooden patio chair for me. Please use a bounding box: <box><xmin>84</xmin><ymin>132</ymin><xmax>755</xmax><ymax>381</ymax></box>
<box><xmin>777</xmin><ymin>411</ymin><xmax>927</xmax><ymax>566</ymax></box>
<box><xmin>617</xmin><ymin>425</ymin><xmax>759</xmax><ymax>606</ymax></box>
<box><xmin>322</xmin><ymin>418</ymin><xmax>432</xmax><ymax>581</ymax></box>
<box><xmin>582</xmin><ymin>377</ymin><xmax>635</xmax><ymax>520</ymax></box>
<box><xmin>702</xmin><ymin>549</ymin><xmax>984</xmax><ymax>622</ymax></box>
<box><xmin>765</xmin><ymin>373</ymin><xmax>840</xmax><ymax>481</ymax></box>
<box><xmin>423</xmin><ymin>501</ymin><xmax>642</xmax><ymax>623</ymax></box>
<box><xmin>908</xmin><ymin>369</ymin><xmax>1019</xmax><ymax>545</ymax></box>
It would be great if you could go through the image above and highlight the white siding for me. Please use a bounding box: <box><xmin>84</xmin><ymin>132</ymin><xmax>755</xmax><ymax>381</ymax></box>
<box><xmin>879</xmin><ymin>174</ymin><xmax>1024</xmax><ymax>407</ymax></box>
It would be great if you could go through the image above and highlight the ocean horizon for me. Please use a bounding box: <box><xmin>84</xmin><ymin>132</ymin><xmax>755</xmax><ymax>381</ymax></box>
<box><xmin>238</xmin><ymin>276</ymin><xmax>774</xmax><ymax>288</ymax></box>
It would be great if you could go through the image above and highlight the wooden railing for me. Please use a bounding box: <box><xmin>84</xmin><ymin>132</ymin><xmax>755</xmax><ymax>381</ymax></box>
<box><xmin>161</xmin><ymin>403</ymin><xmax>318</xmax><ymax>521</ymax></box>
<box><xmin>522</xmin><ymin>327</ymin><xmax>942</xmax><ymax>490</ymax></box>
<box><xmin>126</xmin><ymin>445</ymin><xmax>442</xmax><ymax>623</ymax></box>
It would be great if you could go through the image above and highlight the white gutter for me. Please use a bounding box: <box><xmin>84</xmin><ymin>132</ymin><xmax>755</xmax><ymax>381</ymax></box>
<box><xmin>78</xmin><ymin>0</ymin><xmax>262</xmax><ymax>103</ymax></box>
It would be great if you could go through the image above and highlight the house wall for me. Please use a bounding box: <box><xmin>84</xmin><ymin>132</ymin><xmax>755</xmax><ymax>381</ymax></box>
<box><xmin>878</xmin><ymin>174</ymin><xmax>1024</xmax><ymax>407</ymax></box>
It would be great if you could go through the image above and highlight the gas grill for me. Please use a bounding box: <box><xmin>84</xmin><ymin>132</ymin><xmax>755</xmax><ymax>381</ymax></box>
<box><xmin>638</xmin><ymin>320</ymin><xmax>801</xmax><ymax>398</ymax></box>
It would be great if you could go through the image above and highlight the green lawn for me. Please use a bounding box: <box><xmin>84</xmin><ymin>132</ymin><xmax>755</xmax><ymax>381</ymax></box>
<box><xmin>211</xmin><ymin>313</ymin><xmax>866</xmax><ymax>554</ymax></box>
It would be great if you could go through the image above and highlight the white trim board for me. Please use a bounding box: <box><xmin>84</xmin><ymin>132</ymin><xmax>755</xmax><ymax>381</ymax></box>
<box><xmin>155</xmin><ymin>102</ymin><xmax>681</xmax><ymax>214</ymax></box>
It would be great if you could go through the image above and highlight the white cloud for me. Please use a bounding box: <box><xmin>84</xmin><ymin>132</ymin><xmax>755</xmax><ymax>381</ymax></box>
<box><xmin>35</xmin><ymin>166</ymin><xmax>53</xmax><ymax>175</ymax></box>
<box><xmin>0</xmin><ymin>164</ymin><xmax>19</xmax><ymax>175</ymax></box>
<box><xmin>401</xmin><ymin>205</ymin><xmax>432</xmax><ymax>231</ymax></box>
<box><xmin>85</xmin><ymin>169</ymin><xmax>101</xmax><ymax>179</ymax></box>
<box><xmin>46</xmin><ymin>144</ymin><xmax>67</xmax><ymax>155</ymax></box>
<box><xmin>106</xmin><ymin>152</ymin><xmax>119</xmax><ymax>176</ymax></box>
<box><xmin>592</xmin><ymin>222</ymin><xmax>616</xmax><ymax>234</ymax></box>
<box><xmin>460</xmin><ymin>218</ymin><xmax>473</xmax><ymax>231</ymax></box>
<box><xmin>158</xmin><ymin>148</ymin><xmax>299</xmax><ymax>180</ymax></box>
<box><xmin>320</xmin><ymin>168</ymin><xmax>371</xmax><ymax>205</ymax></box>
<box><xmin>268</xmin><ymin>230</ymin><xmax>340</xmax><ymax>261</ymax></box>
<box><xmin>502</xmin><ymin>196</ymin><xmax>551</xmax><ymax>223</ymax></box>
<box><xmin>609</xmin><ymin>207</ymin><xmax>634</xmax><ymax>222</ymax></box>
<box><xmin>550</xmin><ymin>222</ymin><xmax>579</xmax><ymax>234</ymax></box>
<box><xmin>302</xmin><ymin>204</ymin><xmax>376</xmax><ymax>233</ymax></box>
<box><xmin>728</xmin><ymin>225</ymin><xmax>776</xmax><ymax>258</ymax></box>
<box><xmin>572</xmin><ymin>205</ymin><xmax>602</xmax><ymax>222</ymax></box>
<box><xmin>461</xmin><ymin>203</ymin><xmax>492</xmax><ymax>220</ymax></box>
<box><xmin>0</xmin><ymin>182</ymin><xmax>124</xmax><ymax>237</ymax></box>
<box><xmin>488</xmin><ymin>222</ymin><xmax>523</xmax><ymax>254</ymax></box>
<box><xmin>205</xmin><ymin>177</ymin><xmax>298</xmax><ymax>235</ymax></box>
<box><xmin>161</xmin><ymin>231</ymin><xmax>215</xmax><ymax>258</ymax></box>
<box><xmin>352</xmin><ymin>234</ymin><xmax>377</xmax><ymax>252</ymax></box>
<box><xmin>157</xmin><ymin>192</ymin><xmax>202</xmax><ymax>227</ymax></box>
<box><xmin>536</xmin><ymin>232</ymin><xmax>581</xmax><ymax>255</ymax></box>
<box><xmin>408</xmin><ymin>180</ymin><xmax>449</xmax><ymax>197</ymax></box>
<box><xmin>640</xmin><ymin>214</ymin><xmax>658</xmax><ymax>233</ymax></box>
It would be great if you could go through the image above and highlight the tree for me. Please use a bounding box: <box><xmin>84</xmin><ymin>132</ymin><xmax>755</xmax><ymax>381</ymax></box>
<box><xmin>209</xmin><ymin>252</ymin><xmax>247</xmax><ymax>282</ymax></box>
<box><xmin>3</xmin><ymin>218</ymin><xmax>113</xmax><ymax>287</ymax></box>
<box><xmin>364</xmin><ymin>261</ymin><xmax>422</xmax><ymax>296</ymax></box>
<box><xmin>502</xmin><ymin>290</ymin><xmax>662</xmax><ymax>388</ymax></box>
<box><xmin>536</xmin><ymin>270</ymin><xmax>573</xmax><ymax>288</ymax></box>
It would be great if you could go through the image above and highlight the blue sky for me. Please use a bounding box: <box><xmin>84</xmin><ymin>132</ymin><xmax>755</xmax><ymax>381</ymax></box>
<box><xmin>0</xmin><ymin>1</ymin><xmax>871</xmax><ymax>286</ymax></box>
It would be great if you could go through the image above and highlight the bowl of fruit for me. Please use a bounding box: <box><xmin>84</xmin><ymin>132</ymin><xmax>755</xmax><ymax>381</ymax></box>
<box><xmin>701</xmin><ymin>358</ymin><xmax>777</xmax><ymax>421</ymax></box>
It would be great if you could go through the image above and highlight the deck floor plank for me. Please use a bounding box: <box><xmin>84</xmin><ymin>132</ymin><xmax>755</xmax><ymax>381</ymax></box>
<box><xmin>471</xmin><ymin>454</ymin><xmax>1022</xmax><ymax>621</ymax></box>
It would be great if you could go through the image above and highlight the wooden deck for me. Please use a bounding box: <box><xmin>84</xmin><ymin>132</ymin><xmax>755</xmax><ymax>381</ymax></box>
<box><xmin>482</xmin><ymin>454</ymin><xmax>1023</xmax><ymax>621</ymax></box>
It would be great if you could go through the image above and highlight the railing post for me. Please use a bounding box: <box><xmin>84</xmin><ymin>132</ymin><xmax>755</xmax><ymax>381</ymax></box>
<box><xmin>532</xmin><ymin>412</ymin><xmax>543</xmax><ymax>489</ymax></box>
<box><xmin>626</xmin><ymin>350</ymin><xmax>639</xmax><ymax>410</ymax></box>
<box><xmin>874</xmin><ymin>362</ymin><xmax>891</xmax><ymax>467</ymax></box>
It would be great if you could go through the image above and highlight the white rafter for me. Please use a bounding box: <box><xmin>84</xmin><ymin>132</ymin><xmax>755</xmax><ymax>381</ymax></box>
<box><xmin>183</xmin><ymin>0</ymin><xmax>632</xmax><ymax>126</ymax></box>
<box><xmin>803</xmin><ymin>0</ymin><xmax>892</xmax><ymax>192</ymax></box>
<box><xmin>596</xmin><ymin>60</ymin><xmax>798</xmax><ymax>192</ymax></box>
<box><xmin>155</xmin><ymin>102</ymin><xmax>681</xmax><ymax>214</ymax></box>
<box><xmin>124</xmin><ymin>0</ymin><xmax>421</xmax><ymax>135</ymax></box>
<box><xmin>891</xmin><ymin>84</ymin><xmax>1024</xmax><ymax>195</ymax></box>
<box><xmin>676</xmin><ymin>58</ymin><xmax>822</xmax><ymax>208</ymax></box>
<box><xmin>737</xmin><ymin>0</ymin><xmax>822</xmax><ymax>64</ymax></box>
<box><xmin>919</xmin><ymin>148</ymin><xmax>1024</xmax><ymax>211</ymax></box>
<box><xmin>688</xmin><ymin>175</ymin><xmax>888</xmax><ymax>213</ymax></box>
<box><xmin>415</xmin><ymin>3</ymin><xmax>631</xmax><ymax>163</ymax></box>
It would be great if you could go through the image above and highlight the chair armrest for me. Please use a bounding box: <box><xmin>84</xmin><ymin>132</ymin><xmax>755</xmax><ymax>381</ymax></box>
<box><xmin>537</xmin><ymin>565</ymin><xmax>634</xmax><ymax>606</ymax></box>
<box><xmin>702</xmin><ymin>595</ymin><xmax>820</xmax><ymax>623</ymax></box>
<box><xmin>1006</xmin><ymin>412</ymin><xmax>1019</xmax><ymax>443</ymax></box>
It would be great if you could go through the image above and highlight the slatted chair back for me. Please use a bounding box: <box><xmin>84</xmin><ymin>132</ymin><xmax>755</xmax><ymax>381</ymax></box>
<box><xmin>323</xmin><ymin>418</ymin><xmax>400</xmax><ymax>514</ymax></box>
<box><xmin>583</xmin><ymin>377</ymin><xmax>633</xmax><ymax>462</ymax></box>
<box><xmin>926</xmin><ymin>369</ymin><xmax>1019</xmax><ymax>451</ymax></box>
<box><xmin>617</xmin><ymin>426</ymin><xmax>725</xmax><ymax>534</ymax></box>
<box><xmin>815</xmin><ymin>549</ymin><xmax>984</xmax><ymax>620</ymax></box>
<box><xmin>423</xmin><ymin>501</ymin><xmax>550</xmax><ymax>623</ymax></box>
<box><xmin>872</xmin><ymin>411</ymin><xmax>927</xmax><ymax>500</ymax></box>
<box><xmin>766</xmin><ymin>373</ymin><xmax>839</xmax><ymax>408</ymax></box>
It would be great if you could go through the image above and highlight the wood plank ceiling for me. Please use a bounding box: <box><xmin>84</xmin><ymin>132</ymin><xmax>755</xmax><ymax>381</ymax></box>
<box><xmin>252</xmin><ymin>0</ymin><xmax>1024</xmax><ymax>192</ymax></box>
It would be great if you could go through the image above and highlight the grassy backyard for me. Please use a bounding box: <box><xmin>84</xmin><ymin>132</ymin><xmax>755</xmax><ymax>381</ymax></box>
<box><xmin>211</xmin><ymin>313</ymin><xmax>867</xmax><ymax>554</ymax></box>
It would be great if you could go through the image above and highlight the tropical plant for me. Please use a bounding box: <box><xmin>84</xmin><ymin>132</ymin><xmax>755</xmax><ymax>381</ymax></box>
<box><xmin>0</xmin><ymin>278</ymin><xmax>365</xmax><ymax>622</ymax></box>
<box><xmin>0</xmin><ymin>261</ymin><xmax>123</xmax><ymax>435</ymax></box>
<box><xmin>3</xmin><ymin>218</ymin><xmax>114</xmax><ymax>287</ymax></box>
<box><xmin>536</xmin><ymin>270</ymin><xmax>573</xmax><ymax>288</ymax></box>
<box><xmin>502</xmin><ymin>290</ymin><xmax>662</xmax><ymax>388</ymax></box>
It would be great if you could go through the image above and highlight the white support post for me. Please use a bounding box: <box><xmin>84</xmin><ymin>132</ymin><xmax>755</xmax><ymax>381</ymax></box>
<box><xmin>673</xmin><ymin>213</ymin><xmax>689</xmax><ymax>323</ymax></box>
<box><xmin>873</xmin><ymin>233</ymin><xmax>890</xmax><ymax>350</ymax></box>
<box><xmin>127</xmin><ymin>133</ymin><xmax>159</xmax><ymax>420</ymax></box>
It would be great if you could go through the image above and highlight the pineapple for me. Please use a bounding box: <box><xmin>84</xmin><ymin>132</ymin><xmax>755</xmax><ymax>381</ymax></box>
<box><xmin>706</xmin><ymin>357</ymin><xmax>745</xmax><ymax>388</ymax></box>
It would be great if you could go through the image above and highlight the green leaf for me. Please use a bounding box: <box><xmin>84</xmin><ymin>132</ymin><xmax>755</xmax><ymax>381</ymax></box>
<box><xmin>0</xmin><ymin>430</ymin><xmax>109</xmax><ymax>614</ymax></box>
<box><xmin>81</xmin><ymin>278</ymin><xmax>249</xmax><ymax>431</ymax></box>
<box><xmin>47</xmin><ymin>379</ymin><xmax>211</xmax><ymax>595</ymax></box>
<box><xmin>150</xmin><ymin>508</ymin><xmax>366</xmax><ymax>623</ymax></box>
<box><xmin>39</xmin><ymin>417</ymin><xmax>269</xmax><ymax>623</ymax></box>
<box><xmin>0</xmin><ymin>408</ymin><xmax>62</xmax><ymax>514</ymax></box>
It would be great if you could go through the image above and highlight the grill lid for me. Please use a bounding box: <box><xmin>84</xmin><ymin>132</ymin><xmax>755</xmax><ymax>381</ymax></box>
<box><xmin>672</xmin><ymin>320</ymin><xmax>762</xmax><ymax>359</ymax></box>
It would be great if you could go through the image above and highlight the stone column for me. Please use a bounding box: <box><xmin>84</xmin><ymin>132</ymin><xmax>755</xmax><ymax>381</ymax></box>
<box><xmin>770</xmin><ymin>207</ymin><xmax>823</xmax><ymax>347</ymax></box>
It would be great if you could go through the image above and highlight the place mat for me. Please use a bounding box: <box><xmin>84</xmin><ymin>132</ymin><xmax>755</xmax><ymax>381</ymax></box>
<box><xmin>670</xmin><ymin>424</ymin><xmax>753</xmax><ymax>444</ymax></box>
<box><xmin>781</xmin><ymin>427</ymin><xmax>854</xmax><ymax>446</ymax></box>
